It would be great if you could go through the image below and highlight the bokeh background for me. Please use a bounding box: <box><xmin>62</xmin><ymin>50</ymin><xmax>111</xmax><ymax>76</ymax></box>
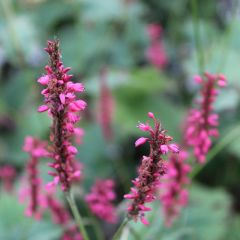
<box><xmin>0</xmin><ymin>0</ymin><xmax>240</xmax><ymax>239</ymax></box>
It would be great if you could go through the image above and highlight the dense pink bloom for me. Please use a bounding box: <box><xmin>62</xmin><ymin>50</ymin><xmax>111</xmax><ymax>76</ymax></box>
<box><xmin>159</xmin><ymin>150</ymin><xmax>191</xmax><ymax>226</ymax></box>
<box><xmin>146</xmin><ymin>24</ymin><xmax>168</xmax><ymax>69</ymax></box>
<box><xmin>0</xmin><ymin>165</ymin><xmax>16</xmax><ymax>192</ymax></box>
<box><xmin>86</xmin><ymin>179</ymin><xmax>117</xmax><ymax>223</ymax></box>
<box><xmin>98</xmin><ymin>67</ymin><xmax>115</xmax><ymax>141</ymax></box>
<box><xmin>184</xmin><ymin>73</ymin><xmax>227</xmax><ymax>163</ymax></box>
<box><xmin>22</xmin><ymin>136</ymin><xmax>49</xmax><ymax>219</ymax></box>
<box><xmin>124</xmin><ymin>112</ymin><xmax>179</xmax><ymax>225</ymax></box>
<box><xmin>38</xmin><ymin>40</ymin><xmax>85</xmax><ymax>191</ymax></box>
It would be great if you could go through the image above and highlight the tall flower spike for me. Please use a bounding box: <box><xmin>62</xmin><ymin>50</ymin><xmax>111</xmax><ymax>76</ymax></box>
<box><xmin>184</xmin><ymin>73</ymin><xmax>227</xmax><ymax>164</ymax></box>
<box><xmin>38</xmin><ymin>40</ymin><xmax>85</xmax><ymax>191</ymax></box>
<box><xmin>145</xmin><ymin>24</ymin><xmax>168</xmax><ymax>69</ymax></box>
<box><xmin>159</xmin><ymin>150</ymin><xmax>191</xmax><ymax>226</ymax></box>
<box><xmin>86</xmin><ymin>179</ymin><xmax>117</xmax><ymax>223</ymax></box>
<box><xmin>0</xmin><ymin>165</ymin><xmax>16</xmax><ymax>192</ymax></box>
<box><xmin>124</xmin><ymin>112</ymin><xmax>179</xmax><ymax>225</ymax></box>
<box><xmin>98</xmin><ymin>67</ymin><xmax>115</xmax><ymax>141</ymax></box>
<box><xmin>22</xmin><ymin>136</ymin><xmax>49</xmax><ymax>219</ymax></box>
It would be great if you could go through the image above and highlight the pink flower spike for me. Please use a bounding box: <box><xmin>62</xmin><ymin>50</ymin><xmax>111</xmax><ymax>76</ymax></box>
<box><xmin>184</xmin><ymin>72</ymin><xmax>227</xmax><ymax>163</ymax></box>
<box><xmin>37</xmin><ymin>40</ymin><xmax>86</xmax><ymax>192</ymax></box>
<box><xmin>59</xmin><ymin>93</ymin><xmax>66</xmax><ymax>104</ymax></box>
<box><xmin>168</xmin><ymin>144</ymin><xmax>179</xmax><ymax>153</ymax></box>
<box><xmin>126</xmin><ymin>113</ymin><xmax>176</xmax><ymax>225</ymax></box>
<box><xmin>37</xmin><ymin>75</ymin><xmax>49</xmax><ymax>85</ymax></box>
<box><xmin>86</xmin><ymin>179</ymin><xmax>117</xmax><ymax>223</ymax></box>
<box><xmin>38</xmin><ymin>105</ymin><xmax>49</xmax><ymax>112</ymax></box>
<box><xmin>135</xmin><ymin>137</ymin><xmax>148</xmax><ymax>147</ymax></box>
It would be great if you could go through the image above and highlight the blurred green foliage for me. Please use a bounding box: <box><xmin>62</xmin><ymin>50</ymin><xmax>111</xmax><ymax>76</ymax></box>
<box><xmin>0</xmin><ymin>0</ymin><xmax>240</xmax><ymax>239</ymax></box>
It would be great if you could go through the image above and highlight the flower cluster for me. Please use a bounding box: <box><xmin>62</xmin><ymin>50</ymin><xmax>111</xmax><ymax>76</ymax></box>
<box><xmin>124</xmin><ymin>112</ymin><xmax>179</xmax><ymax>225</ymax></box>
<box><xmin>146</xmin><ymin>24</ymin><xmax>168</xmax><ymax>69</ymax></box>
<box><xmin>159</xmin><ymin>150</ymin><xmax>191</xmax><ymax>226</ymax></box>
<box><xmin>37</xmin><ymin>40</ymin><xmax>86</xmax><ymax>191</ymax></box>
<box><xmin>86</xmin><ymin>179</ymin><xmax>117</xmax><ymax>223</ymax></box>
<box><xmin>22</xmin><ymin>136</ymin><xmax>49</xmax><ymax>219</ymax></box>
<box><xmin>46</xmin><ymin>189</ymin><xmax>82</xmax><ymax>240</ymax></box>
<box><xmin>0</xmin><ymin>164</ymin><xmax>16</xmax><ymax>192</ymax></box>
<box><xmin>98</xmin><ymin>67</ymin><xmax>114</xmax><ymax>141</ymax></box>
<box><xmin>184</xmin><ymin>73</ymin><xmax>227</xmax><ymax>163</ymax></box>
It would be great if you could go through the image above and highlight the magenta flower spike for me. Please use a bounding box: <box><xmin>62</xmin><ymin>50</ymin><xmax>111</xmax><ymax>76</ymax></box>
<box><xmin>37</xmin><ymin>40</ymin><xmax>85</xmax><ymax>191</ymax></box>
<box><xmin>159</xmin><ymin>150</ymin><xmax>191</xmax><ymax>226</ymax></box>
<box><xmin>0</xmin><ymin>165</ymin><xmax>16</xmax><ymax>192</ymax></box>
<box><xmin>184</xmin><ymin>73</ymin><xmax>227</xmax><ymax>163</ymax></box>
<box><xmin>124</xmin><ymin>112</ymin><xmax>179</xmax><ymax>225</ymax></box>
<box><xmin>86</xmin><ymin>179</ymin><xmax>117</xmax><ymax>223</ymax></box>
<box><xmin>98</xmin><ymin>67</ymin><xmax>115</xmax><ymax>141</ymax></box>
<box><xmin>22</xmin><ymin>136</ymin><xmax>49</xmax><ymax>219</ymax></box>
<box><xmin>145</xmin><ymin>24</ymin><xmax>168</xmax><ymax>69</ymax></box>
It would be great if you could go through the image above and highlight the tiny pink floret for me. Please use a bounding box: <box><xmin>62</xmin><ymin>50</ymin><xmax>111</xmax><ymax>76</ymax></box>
<box><xmin>38</xmin><ymin>105</ymin><xmax>49</xmax><ymax>112</ymax></box>
<box><xmin>135</xmin><ymin>137</ymin><xmax>148</xmax><ymax>147</ymax></box>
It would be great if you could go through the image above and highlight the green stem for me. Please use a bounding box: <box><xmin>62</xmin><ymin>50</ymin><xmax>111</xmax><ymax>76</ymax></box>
<box><xmin>65</xmin><ymin>191</ymin><xmax>90</xmax><ymax>240</ymax></box>
<box><xmin>128</xmin><ymin>225</ymin><xmax>141</xmax><ymax>240</ymax></box>
<box><xmin>191</xmin><ymin>0</ymin><xmax>204</xmax><ymax>74</ymax></box>
<box><xmin>88</xmin><ymin>212</ymin><xmax>105</xmax><ymax>240</ymax></box>
<box><xmin>190</xmin><ymin>124</ymin><xmax>240</xmax><ymax>179</ymax></box>
<box><xmin>112</xmin><ymin>218</ymin><xmax>130</xmax><ymax>240</ymax></box>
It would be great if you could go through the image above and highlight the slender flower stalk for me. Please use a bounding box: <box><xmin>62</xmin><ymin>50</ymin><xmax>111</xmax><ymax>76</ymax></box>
<box><xmin>37</xmin><ymin>39</ymin><xmax>86</xmax><ymax>191</ymax></box>
<box><xmin>86</xmin><ymin>179</ymin><xmax>117</xmax><ymax>223</ymax></box>
<box><xmin>159</xmin><ymin>150</ymin><xmax>191</xmax><ymax>226</ymax></box>
<box><xmin>124</xmin><ymin>112</ymin><xmax>179</xmax><ymax>225</ymax></box>
<box><xmin>184</xmin><ymin>73</ymin><xmax>227</xmax><ymax>163</ymax></box>
<box><xmin>22</xmin><ymin>136</ymin><xmax>48</xmax><ymax>219</ymax></box>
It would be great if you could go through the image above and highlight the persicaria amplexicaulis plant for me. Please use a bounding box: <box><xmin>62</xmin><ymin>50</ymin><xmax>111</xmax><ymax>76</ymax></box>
<box><xmin>21</xmin><ymin>38</ymin><xmax>229</xmax><ymax>240</ymax></box>
<box><xmin>124</xmin><ymin>112</ymin><xmax>179</xmax><ymax>225</ymax></box>
<box><xmin>37</xmin><ymin>40</ymin><xmax>86</xmax><ymax>191</ymax></box>
<box><xmin>86</xmin><ymin>179</ymin><xmax>117</xmax><ymax>223</ymax></box>
<box><xmin>184</xmin><ymin>73</ymin><xmax>227</xmax><ymax>163</ymax></box>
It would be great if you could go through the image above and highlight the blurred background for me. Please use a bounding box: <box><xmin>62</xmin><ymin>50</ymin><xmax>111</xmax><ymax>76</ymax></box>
<box><xmin>0</xmin><ymin>0</ymin><xmax>240</xmax><ymax>239</ymax></box>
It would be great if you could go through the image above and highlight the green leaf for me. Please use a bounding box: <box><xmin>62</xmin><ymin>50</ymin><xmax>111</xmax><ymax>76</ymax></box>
<box><xmin>0</xmin><ymin>192</ymin><xmax>62</xmax><ymax>240</ymax></box>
